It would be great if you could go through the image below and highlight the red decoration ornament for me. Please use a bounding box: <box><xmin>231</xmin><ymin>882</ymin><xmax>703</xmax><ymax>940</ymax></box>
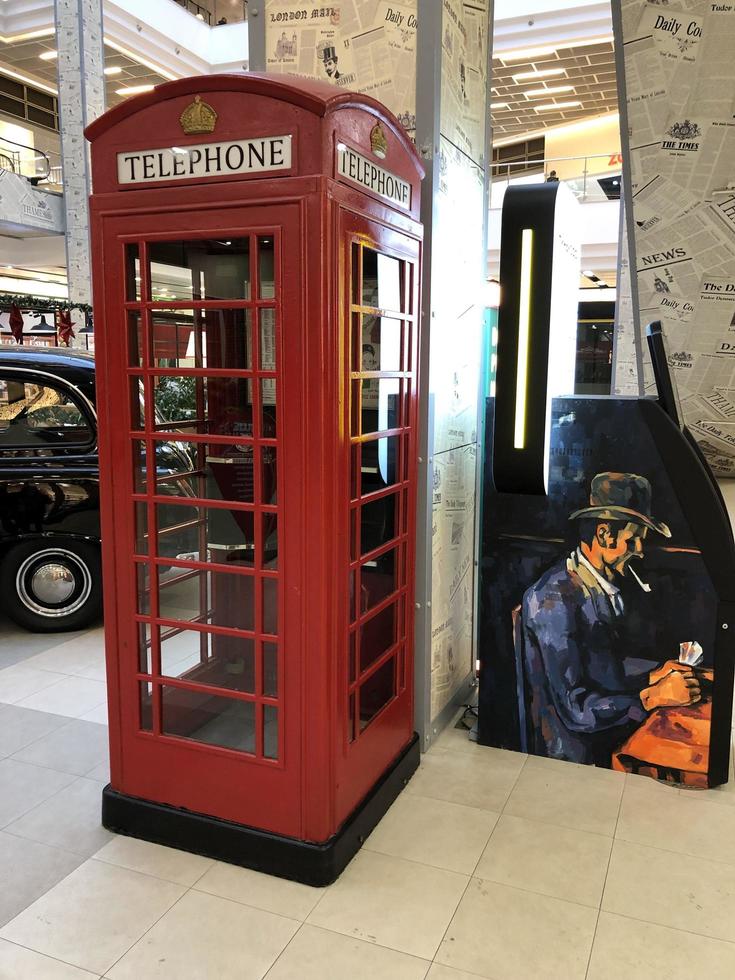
<box><xmin>57</xmin><ymin>309</ymin><xmax>76</xmax><ymax>346</ymax></box>
<box><xmin>8</xmin><ymin>303</ymin><xmax>23</xmax><ymax>344</ymax></box>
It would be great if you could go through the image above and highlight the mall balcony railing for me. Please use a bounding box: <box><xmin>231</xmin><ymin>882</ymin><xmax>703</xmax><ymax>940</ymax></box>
<box><xmin>172</xmin><ymin>0</ymin><xmax>248</xmax><ymax>25</ymax></box>
<box><xmin>0</xmin><ymin>137</ymin><xmax>63</xmax><ymax>193</ymax></box>
<box><xmin>490</xmin><ymin>153</ymin><xmax>622</xmax><ymax>207</ymax></box>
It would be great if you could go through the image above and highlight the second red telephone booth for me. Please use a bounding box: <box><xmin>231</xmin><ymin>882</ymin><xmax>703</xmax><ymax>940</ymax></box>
<box><xmin>86</xmin><ymin>73</ymin><xmax>424</xmax><ymax>884</ymax></box>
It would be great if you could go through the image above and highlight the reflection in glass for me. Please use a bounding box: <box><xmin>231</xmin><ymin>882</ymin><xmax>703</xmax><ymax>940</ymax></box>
<box><xmin>361</xmin><ymin>549</ymin><xmax>397</xmax><ymax>614</ymax></box>
<box><xmin>151</xmin><ymin>309</ymin><xmax>252</xmax><ymax>371</ymax></box>
<box><xmin>132</xmin><ymin>440</ymin><xmax>146</xmax><ymax>492</ymax></box>
<box><xmin>155</xmin><ymin>501</ymin><xmax>255</xmax><ymax>566</ymax></box>
<box><xmin>262</xmin><ymin>514</ymin><xmax>278</xmax><ymax>568</ymax></box>
<box><xmin>260</xmin><ymin>379</ymin><xmax>277</xmax><ymax>438</ymax></box>
<box><xmin>361</xmin><ymin>316</ymin><xmax>401</xmax><ymax>372</ymax></box>
<box><xmin>135</xmin><ymin>502</ymin><xmax>149</xmax><ymax>555</ymax></box>
<box><xmin>153</xmin><ymin>375</ymin><xmax>254</xmax><ymax>436</ymax></box>
<box><xmin>259</xmin><ymin>309</ymin><xmax>276</xmax><ymax>370</ymax></box>
<box><xmin>138</xmin><ymin>622</ymin><xmax>152</xmax><ymax>673</ymax></box>
<box><xmin>361</xmin><ymin>378</ymin><xmax>400</xmax><ymax>435</ymax></box>
<box><xmin>263</xmin><ymin>641</ymin><xmax>277</xmax><ymax>697</ymax></box>
<box><xmin>147</xmin><ymin>238</ymin><xmax>250</xmax><ymax>301</ymax></box>
<box><xmin>362</xmin><ymin>249</ymin><xmax>402</xmax><ymax>312</ymax></box>
<box><xmin>360</xmin><ymin>602</ymin><xmax>396</xmax><ymax>672</ymax></box>
<box><xmin>130</xmin><ymin>377</ymin><xmax>145</xmax><ymax>430</ymax></box>
<box><xmin>360</xmin><ymin>657</ymin><xmax>395</xmax><ymax>730</ymax></box>
<box><xmin>258</xmin><ymin>236</ymin><xmax>275</xmax><ymax>299</ymax></box>
<box><xmin>136</xmin><ymin>562</ymin><xmax>151</xmax><ymax>615</ymax></box>
<box><xmin>263</xmin><ymin>704</ymin><xmax>278</xmax><ymax>759</ymax></box>
<box><xmin>128</xmin><ymin>312</ymin><xmax>144</xmax><ymax>366</ymax></box>
<box><xmin>261</xmin><ymin>446</ymin><xmax>277</xmax><ymax>505</ymax></box>
<box><xmin>158</xmin><ymin>567</ymin><xmax>255</xmax><ymax>633</ymax></box>
<box><xmin>360</xmin><ymin>493</ymin><xmax>397</xmax><ymax>556</ymax></box>
<box><xmin>159</xmin><ymin>627</ymin><xmax>255</xmax><ymax>693</ymax></box>
<box><xmin>263</xmin><ymin>577</ymin><xmax>278</xmax><ymax>635</ymax></box>
<box><xmin>126</xmin><ymin>244</ymin><xmax>141</xmax><ymax>301</ymax></box>
<box><xmin>161</xmin><ymin>688</ymin><xmax>255</xmax><ymax>752</ymax></box>
<box><xmin>139</xmin><ymin>681</ymin><xmax>153</xmax><ymax>731</ymax></box>
<box><xmin>361</xmin><ymin>435</ymin><xmax>399</xmax><ymax>494</ymax></box>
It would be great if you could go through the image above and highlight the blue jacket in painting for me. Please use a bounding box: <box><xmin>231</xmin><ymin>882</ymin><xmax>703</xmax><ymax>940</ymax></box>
<box><xmin>521</xmin><ymin>550</ymin><xmax>650</xmax><ymax>767</ymax></box>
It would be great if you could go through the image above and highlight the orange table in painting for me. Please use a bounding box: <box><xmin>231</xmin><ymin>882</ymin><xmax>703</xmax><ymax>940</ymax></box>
<box><xmin>613</xmin><ymin>698</ymin><xmax>711</xmax><ymax>788</ymax></box>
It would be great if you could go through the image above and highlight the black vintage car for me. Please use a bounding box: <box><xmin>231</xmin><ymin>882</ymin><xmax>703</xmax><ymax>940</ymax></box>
<box><xmin>0</xmin><ymin>347</ymin><xmax>193</xmax><ymax>632</ymax></box>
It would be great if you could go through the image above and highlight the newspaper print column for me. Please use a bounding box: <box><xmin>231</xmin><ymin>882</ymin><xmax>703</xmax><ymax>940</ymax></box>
<box><xmin>55</xmin><ymin>0</ymin><xmax>105</xmax><ymax>308</ymax></box>
<box><xmin>264</xmin><ymin>1</ymin><xmax>418</xmax><ymax>134</ymax></box>
<box><xmin>619</xmin><ymin>0</ymin><xmax>735</xmax><ymax>475</ymax></box>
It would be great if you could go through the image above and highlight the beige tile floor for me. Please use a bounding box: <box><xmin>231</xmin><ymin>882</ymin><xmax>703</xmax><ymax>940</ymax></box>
<box><xmin>2</xmin><ymin>567</ymin><xmax>735</xmax><ymax>977</ymax></box>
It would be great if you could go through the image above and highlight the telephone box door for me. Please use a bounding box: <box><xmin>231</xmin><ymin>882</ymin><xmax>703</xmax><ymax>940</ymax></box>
<box><xmin>99</xmin><ymin>202</ymin><xmax>304</xmax><ymax>836</ymax></box>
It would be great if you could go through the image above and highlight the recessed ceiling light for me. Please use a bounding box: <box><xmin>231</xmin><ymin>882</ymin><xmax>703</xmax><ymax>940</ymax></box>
<box><xmin>512</xmin><ymin>68</ymin><xmax>566</xmax><ymax>82</ymax></box>
<box><xmin>0</xmin><ymin>66</ymin><xmax>57</xmax><ymax>95</ymax></box>
<box><xmin>534</xmin><ymin>100</ymin><xmax>583</xmax><ymax>111</ymax></box>
<box><xmin>115</xmin><ymin>84</ymin><xmax>155</xmax><ymax>96</ymax></box>
<box><xmin>104</xmin><ymin>66</ymin><xmax>122</xmax><ymax>76</ymax></box>
<box><xmin>524</xmin><ymin>85</ymin><xmax>574</xmax><ymax>98</ymax></box>
<box><xmin>583</xmin><ymin>270</ymin><xmax>595</xmax><ymax>277</ymax></box>
<box><xmin>491</xmin><ymin>102</ymin><xmax>509</xmax><ymax>110</ymax></box>
<box><xmin>39</xmin><ymin>50</ymin><xmax>58</xmax><ymax>61</ymax></box>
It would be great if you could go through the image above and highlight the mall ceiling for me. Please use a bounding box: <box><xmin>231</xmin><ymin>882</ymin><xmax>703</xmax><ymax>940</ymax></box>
<box><xmin>0</xmin><ymin>36</ymin><xmax>170</xmax><ymax>107</ymax></box>
<box><xmin>492</xmin><ymin>39</ymin><xmax>618</xmax><ymax>141</ymax></box>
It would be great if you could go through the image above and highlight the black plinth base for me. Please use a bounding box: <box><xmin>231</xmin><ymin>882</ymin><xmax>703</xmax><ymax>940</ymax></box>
<box><xmin>102</xmin><ymin>733</ymin><xmax>420</xmax><ymax>887</ymax></box>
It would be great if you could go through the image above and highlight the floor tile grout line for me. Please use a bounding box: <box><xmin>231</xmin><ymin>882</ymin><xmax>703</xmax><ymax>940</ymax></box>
<box><xmin>98</xmin><ymin>884</ymin><xmax>192</xmax><ymax>977</ymax></box>
<box><xmin>261</xmin><ymin>920</ymin><xmax>308</xmax><ymax>979</ymax></box>
<box><xmin>583</xmin><ymin>766</ymin><xmax>625</xmax><ymax>980</ymax></box>
<box><xmin>427</xmin><ymin>868</ymin><xmax>476</xmax><ymax>966</ymax></box>
<box><xmin>0</xmin><ymin>936</ymin><xmax>104</xmax><ymax>978</ymax></box>
<box><xmin>1</xmin><ymin>823</ymin><xmax>103</xmax><ymax>860</ymax></box>
<box><xmin>596</xmin><ymin>906</ymin><xmax>735</xmax><ymax>947</ymax></box>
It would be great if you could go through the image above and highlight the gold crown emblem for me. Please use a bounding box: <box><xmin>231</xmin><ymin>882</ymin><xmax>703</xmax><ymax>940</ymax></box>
<box><xmin>180</xmin><ymin>96</ymin><xmax>218</xmax><ymax>135</ymax></box>
<box><xmin>370</xmin><ymin>122</ymin><xmax>388</xmax><ymax>160</ymax></box>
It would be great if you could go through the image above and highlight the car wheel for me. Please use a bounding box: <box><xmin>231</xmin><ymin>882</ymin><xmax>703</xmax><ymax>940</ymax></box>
<box><xmin>0</xmin><ymin>539</ymin><xmax>102</xmax><ymax>633</ymax></box>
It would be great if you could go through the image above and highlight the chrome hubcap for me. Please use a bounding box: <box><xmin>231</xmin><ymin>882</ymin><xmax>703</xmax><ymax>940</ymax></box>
<box><xmin>16</xmin><ymin>549</ymin><xmax>92</xmax><ymax>618</ymax></box>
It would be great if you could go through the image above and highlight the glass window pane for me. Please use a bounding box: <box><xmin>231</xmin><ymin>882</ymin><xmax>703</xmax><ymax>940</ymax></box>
<box><xmin>158</xmin><ymin>567</ymin><xmax>255</xmax><ymax>633</ymax></box>
<box><xmin>258</xmin><ymin>236</ymin><xmax>275</xmax><ymax>299</ymax></box>
<box><xmin>153</xmin><ymin>375</ymin><xmax>253</xmax><ymax>436</ymax></box>
<box><xmin>264</xmin><ymin>704</ymin><xmax>278</xmax><ymax>760</ymax></box>
<box><xmin>160</xmin><ymin>627</ymin><xmax>255</xmax><ymax>693</ymax></box>
<box><xmin>362</xmin><ymin>249</ymin><xmax>402</xmax><ymax>311</ymax></box>
<box><xmin>361</xmin><ymin>435</ymin><xmax>400</xmax><ymax>495</ymax></box>
<box><xmin>0</xmin><ymin>379</ymin><xmax>91</xmax><ymax>448</ymax></box>
<box><xmin>261</xmin><ymin>446</ymin><xmax>277</xmax><ymax>505</ymax></box>
<box><xmin>136</xmin><ymin>562</ymin><xmax>152</xmax><ymax>615</ymax></box>
<box><xmin>360</xmin><ymin>602</ymin><xmax>396</xmax><ymax>673</ymax></box>
<box><xmin>263</xmin><ymin>577</ymin><xmax>278</xmax><ymax>635</ymax></box>
<box><xmin>132</xmin><ymin>439</ymin><xmax>146</xmax><ymax>493</ymax></box>
<box><xmin>138</xmin><ymin>622</ymin><xmax>152</xmax><ymax>673</ymax></box>
<box><xmin>135</xmin><ymin>502</ymin><xmax>149</xmax><ymax>555</ymax></box>
<box><xmin>360</xmin><ymin>493</ymin><xmax>397</xmax><ymax>556</ymax></box>
<box><xmin>263</xmin><ymin>514</ymin><xmax>278</xmax><ymax>569</ymax></box>
<box><xmin>139</xmin><ymin>681</ymin><xmax>153</xmax><ymax>731</ymax></box>
<box><xmin>359</xmin><ymin>657</ymin><xmax>396</xmax><ymax>731</ymax></box>
<box><xmin>259</xmin><ymin>309</ymin><xmax>276</xmax><ymax>370</ymax></box>
<box><xmin>161</xmin><ymin>688</ymin><xmax>255</xmax><ymax>752</ymax></box>
<box><xmin>361</xmin><ymin>548</ymin><xmax>398</xmax><ymax>615</ymax></box>
<box><xmin>155</xmin><ymin>501</ymin><xmax>255</xmax><ymax>567</ymax></box>
<box><xmin>361</xmin><ymin>378</ymin><xmax>401</xmax><ymax>436</ymax></box>
<box><xmin>147</xmin><ymin>238</ymin><xmax>250</xmax><ymax>301</ymax></box>
<box><xmin>154</xmin><ymin>440</ymin><xmax>255</xmax><ymax>505</ymax></box>
<box><xmin>351</xmin><ymin>244</ymin><xmax>360</xmax><ymax>305</ymax></box>
<box><xmin>263</xmin><ymin>641</ymin><xmax>278</xmax><ymax>697</ymax></box>
<box><xmin>260</xmin><ymin>379</ymin><xmax>276</xmax><ymax>438</ymax></box>
<box><xmin>151</xmin><ymin>309</ymin><xmax>252</xmax><ymax>371</ymax></box>
<box><xmin>128</xmin><ymin>312</ymin><xmax>144</xmax><ymax>366</ymax></box>
<box><xmin>362</xmin><ymin>316</ymin><xmax>401</xmax><ymax>372</ymax></box>
<box><xmin>130</xmin><ymin>377</ymin><xmax>145</xmax><ymax>430</ymax></box>
<box><xmin>126</xmin><ymin>244</ymin><xmax>141</xmax><ymax>301</ymax></box>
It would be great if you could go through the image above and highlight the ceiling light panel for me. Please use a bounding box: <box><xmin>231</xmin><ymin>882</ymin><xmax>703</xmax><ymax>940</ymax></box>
<box><xmin>524</xmin><ymin>85</ymin><xmax>574</xmax><ymax>98</ymax></box>
<box><xmin>534</xmin><ymin>100</ymin><xmax>583</xmax><ymax>111</ymax></box>
<box><xmin>512</xmin><ymin>68</ymin><xmax>566</xmax><ymax>82</ymax></box>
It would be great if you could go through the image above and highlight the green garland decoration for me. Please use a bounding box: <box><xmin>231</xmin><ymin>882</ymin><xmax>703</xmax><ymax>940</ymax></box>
<box><xmin>0</xmin><ymin>294</ymin><xmax>93</xmax><ymax>314</ymax></box>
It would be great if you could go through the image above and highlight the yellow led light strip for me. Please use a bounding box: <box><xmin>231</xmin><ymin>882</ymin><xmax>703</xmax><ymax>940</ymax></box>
<box><xmin>514</xmin><ymin>228</ymin><xmax>534</xmax><ymax>450</ymax></box>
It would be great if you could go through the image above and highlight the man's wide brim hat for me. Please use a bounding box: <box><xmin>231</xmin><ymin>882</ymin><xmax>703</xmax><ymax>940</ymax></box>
<box><xmin>569</xmin><ymin>472</ymin><xmax>671</xmax><ymax>537</ymax></box>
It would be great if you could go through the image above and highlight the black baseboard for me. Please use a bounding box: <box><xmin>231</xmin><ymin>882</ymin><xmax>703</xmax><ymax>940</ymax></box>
<box><xmin>102</xmin><ymin>733</ymin><xmax>420</xmax><ymax>887</ymax></box>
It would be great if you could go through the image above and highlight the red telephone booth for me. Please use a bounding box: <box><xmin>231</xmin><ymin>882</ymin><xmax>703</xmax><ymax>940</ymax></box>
<box><xmin>85</xmin><ymin>74</ymin><xmax>424</xmax><ymax>885</ymax></box>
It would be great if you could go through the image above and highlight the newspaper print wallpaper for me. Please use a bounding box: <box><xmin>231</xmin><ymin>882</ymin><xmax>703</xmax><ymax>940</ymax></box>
<box><xmin>265</xmin><ymin>1</ymin><xmax>417</xmax><ymax>133</ymax></box>
<box><xmin>619</xmin><ymin>1</ymin><xmax>735</xmax><ymax>475</ymax></box>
